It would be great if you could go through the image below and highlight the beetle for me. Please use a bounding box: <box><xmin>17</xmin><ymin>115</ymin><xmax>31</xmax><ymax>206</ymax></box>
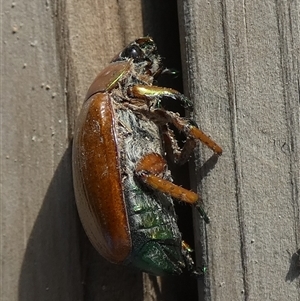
<box><xmin>72</xmin><ymin>37</ymin><xmax>222</xmax><ymax>276</ymax></box>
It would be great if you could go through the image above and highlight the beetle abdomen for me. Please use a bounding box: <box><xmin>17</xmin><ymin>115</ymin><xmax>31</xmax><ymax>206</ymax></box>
<box><xmin>114</xmin><ymin>107</ymin><xmax>186</xmax><ymax>275</ymax></box>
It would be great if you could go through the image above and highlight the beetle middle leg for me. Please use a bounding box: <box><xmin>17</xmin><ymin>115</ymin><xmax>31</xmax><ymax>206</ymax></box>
<box><xmin>161</xmin><ymin>124</ymin><xmax>198</xmax><ymax>165</ymax></box>
<box><xmin>135</xmin><ymin>152</ymin><xmax>210</xmax><ymax>223</ymax></box>
<box><xmin>125</xmin><ymin>101</ymin><xmax>222</xmax><ymax>157</ymax></box>
<box><xmin>155</xmin><ymin>109</ymin><xmax>222</xmax><ymax>156</ymax></box>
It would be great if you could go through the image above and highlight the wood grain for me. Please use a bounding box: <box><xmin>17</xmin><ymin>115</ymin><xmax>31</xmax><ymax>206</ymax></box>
<box><xmin>2</xmin><ymin>1</ymin><xmax>189</xmax><ymax>300</ymax></box>
<box><xmin>3</xmin><ymin>0</ymin><xmax>298</xmax><ymax>300</ymax></box>
<box><xmin>178</xmin><ymin>0</ymin><xmax>300</xmax><ymax>300</ymax></box>
<box><xmin>2</xmin><ymin>1</ymin><xmax>145</xmax><ymax>301</ymax></box>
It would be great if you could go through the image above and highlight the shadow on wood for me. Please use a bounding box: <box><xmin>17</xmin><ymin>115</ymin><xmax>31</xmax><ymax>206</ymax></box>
<box><xmin>18</xmin><ymin>144</ymin><xmax>144</xmax><ymax>301</ymax></box>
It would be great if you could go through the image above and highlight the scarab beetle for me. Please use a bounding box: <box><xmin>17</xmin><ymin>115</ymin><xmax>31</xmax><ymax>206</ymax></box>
<box><xmin>72</xmin><ymin>37</ymin><xmax>222</xmax><ymax>276</ymax></box>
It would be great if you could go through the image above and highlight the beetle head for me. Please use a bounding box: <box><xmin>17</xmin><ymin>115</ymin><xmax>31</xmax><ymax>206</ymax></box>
<box><xmin>112</xmin><ymin>37</ymin><xmax>164</xmax><ymax>78</ymax></box>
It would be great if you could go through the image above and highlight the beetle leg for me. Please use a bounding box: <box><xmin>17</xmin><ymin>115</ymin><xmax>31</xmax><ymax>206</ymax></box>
<box><xmin>180</xmin><ymin>240</ymin><xmax>198</xmax><ymax>275</ymax></box>
<box><xmin>135</xmin><ymin>153</ymin><xmax>210</xmax><ymax>223</ymax></box>
<box><xmin>161</xmin><ymin>124</ymin><xmax>197</xmax><ymax>165</ymax></box>
<box><xmin>182</xmin><ymin>241</ymin><xmax>208</xmax><ymax>277</ymax></box>
<box><xmin>128</xmin><ymin>85</ymin><xmax>194</xmax><ymax>110</ymax></box>
<box><xmin>154</xmin><ymin>109</ymin><xmax>222</xmax><ymax>156</ymax></box>
<box><xmin>182</xmin><ymin>240</ymin><xmax>193</xmax><ymax>253</ymax></box>
<box><xmin>126</xmin><ymin>86</ymin><xmax>222</xmax><ymax>155</ymax></box>
<box><xmin>160</xmin><ymin>125</ymin><xmax>181</xmax><ymax>163</ymax></box>
<box><xmin>124</xmin><ymin>102</ymin><xmax>222</xmax><ymax>156</ymax></box>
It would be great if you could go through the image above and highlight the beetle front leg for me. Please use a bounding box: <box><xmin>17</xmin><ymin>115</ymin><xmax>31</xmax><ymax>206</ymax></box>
<box><xmin>128</xmin><ymin>85</ymin><xmax>194</xmax><ymax>110</ymax></box>
<box><xmin>127</xmin><ymin>85</ymin><xmax>222</xmax><ymax>155</ymax></box>
<box><xmin>135</xmin><ymin>153</ymin><xmax>210</xmax><ymax>223</ymax></box>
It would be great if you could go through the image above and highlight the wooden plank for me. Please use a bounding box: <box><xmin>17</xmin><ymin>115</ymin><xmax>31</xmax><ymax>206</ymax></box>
<box><xmin>5</xmin><ymin>0</ymin><xmax>298</xmax><ymax>300</ymax></box>
<box><xmin>2</xmin><ymin>2</ymin><xmax>80</xmax><ymax>300</ymax></box>
<box><xmin>1</xmin><ymin>1</ymin><xmax>145</xmax><ymax>300</ymax></box>
<box><xmin>178</xmin><ymin>0</ymin><xmax>300</xmax><ymax>300</ymax></box>
<box><xmin>3</xmin><ymin>0</ymin><xmax>199</xmax><ymax>300</ymax></box>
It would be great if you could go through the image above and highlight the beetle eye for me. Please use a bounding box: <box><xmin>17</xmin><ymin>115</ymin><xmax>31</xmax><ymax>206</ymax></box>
<box><xmin>121</xmin><ymin>45</ymin><xmax>144</xmax><ymax>61</ymax></box>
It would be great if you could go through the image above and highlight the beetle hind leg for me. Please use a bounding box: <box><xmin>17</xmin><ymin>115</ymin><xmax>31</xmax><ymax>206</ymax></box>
<box><xmin>135</xmin><ymin>153</ymin><xmax>210</xmax><ymax>223</ymax></box>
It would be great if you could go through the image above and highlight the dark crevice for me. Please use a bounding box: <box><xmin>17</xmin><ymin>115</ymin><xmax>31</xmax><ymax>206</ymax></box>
<box><xmin>141</xmin><ymin>1</ymin><xmax>198</xmax><ymax>300</ymax></box>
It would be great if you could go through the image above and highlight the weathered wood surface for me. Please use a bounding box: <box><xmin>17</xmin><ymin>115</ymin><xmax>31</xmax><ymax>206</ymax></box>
<box><xmin>2</xmin><ymin>0</ymin><xmax>299</xmax><ymax>300</ymax></box>
<box><xmin>178</xmin><ymin>0</ymin><xmax>300</xmax><ymax>300</ymax></box>
<box><xmin>1</xmin><ymin>1</ymin><xmax>144</xmax><ymax>301</ymax></box>
<box><xmin>2</xmin><ymin>0</ymin><xmax>195</xmax><ymax>301</ymax></box>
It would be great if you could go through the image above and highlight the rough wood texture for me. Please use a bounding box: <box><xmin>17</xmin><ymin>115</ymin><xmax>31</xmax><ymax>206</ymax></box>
<box><xmin>178</xmin><ymin>0</ymin><xmax>300</xmax><ymax>300</ymax></box>
<box><xmin>2</xmin><ymin>0</ymin><xmax>196</xmax><ymax>300</ymax></box>
<box><xmin>2</xmin><ymin>1</ymin><xmax>145</xmax><ymax>301</ymax></box>
<box><xmin>3</xmin><ymin>0</ymin><xmax>298</xmax><ymax>300</ymax></box>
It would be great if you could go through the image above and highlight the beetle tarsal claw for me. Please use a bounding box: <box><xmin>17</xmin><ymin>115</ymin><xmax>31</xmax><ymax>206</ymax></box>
<box><xmin>191</xmin><ymin>267</ymin><xmax>207</xmax><ymax>278</ymax></box>
<box><xmin>195</xmin><ymin>204</ymin><xmax>210</xmax><ymax>224</ymax></box>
